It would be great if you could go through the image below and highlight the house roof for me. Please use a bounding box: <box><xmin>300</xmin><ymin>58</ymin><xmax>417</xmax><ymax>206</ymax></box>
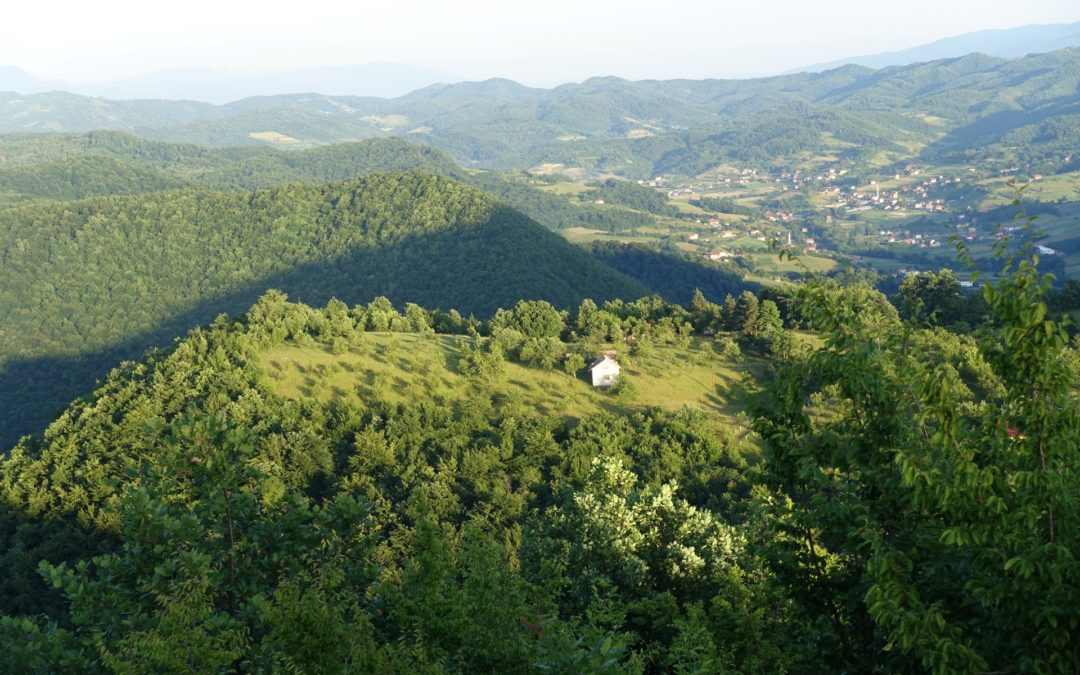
<box><xmin>588</xmin><ymin>353</ymin><xmax>620</xmax><ymax>370</ymax></box>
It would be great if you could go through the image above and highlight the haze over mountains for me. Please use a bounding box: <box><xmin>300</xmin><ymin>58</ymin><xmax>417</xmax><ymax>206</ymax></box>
<box><xmin>798</xmin><ymin>20</ymin><xmax>1080</xmax><ymax>72</ymax></box>
<box><xmin>0</xmin><ymin>62</ymin><xmax>458</xmax><ymax>103</ymax></box>
<box><xmin>4</xmin><ymin>21</ymin><xmax>1080</xmax><ymax>103</ymax></box>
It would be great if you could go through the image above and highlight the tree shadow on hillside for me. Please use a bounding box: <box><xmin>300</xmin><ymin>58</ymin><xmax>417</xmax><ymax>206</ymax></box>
<box><xmin>1</xmin><ymin>206</ymin><xmax>655</xmax><ymax>451</ymax></box>
<box><xmin>0</xmin><ymin>501</ymin><xmax>116</xmax><ymax>620</ymax></box>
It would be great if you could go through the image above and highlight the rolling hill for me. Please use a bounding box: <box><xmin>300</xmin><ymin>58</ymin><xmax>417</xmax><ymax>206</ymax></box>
<box><xmin>0</xmin><ymin>284</ymin><xmax>776</xmax><ymax>672</ymax></box>
<box><xmin>0</xmin><ymin>171</ymin><xmax>648</xmax><ymax>450</ymax></box>
<box><xmin>0</xmin><ymin>132</ymin><xmax>687</xmax><ymax>240</ymax></box>
<box><xmin>0</xmin><ymin>155</ymin><xmax>189</xmax><ymax>199</ymax></box>
<box><xmin>3</xmin><ymin>48</ymin><xmax>1080</xmax><ymax>176</ymax></box>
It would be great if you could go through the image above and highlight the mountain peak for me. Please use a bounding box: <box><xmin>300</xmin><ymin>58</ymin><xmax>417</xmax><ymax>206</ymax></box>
<box><xmin>399</xmin><ymin>77</ymin><xmax>542</xmax><ymax>102</ymax></box>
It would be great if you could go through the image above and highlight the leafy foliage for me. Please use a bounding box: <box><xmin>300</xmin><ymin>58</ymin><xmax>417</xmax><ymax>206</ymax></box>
<box><xmin>583</xmin><ymin>179</ymin><xmax>679</xmax><ymax>217</ymax></box>
<box><xmin>752</xmin><ymin>216</ymin><xmax>1080</xmax><ymax>672</ymax></box>
<box><xmin>0</xmin><ymin>292</ymin><xmax>792</xmax><ymax>672</ymax></box>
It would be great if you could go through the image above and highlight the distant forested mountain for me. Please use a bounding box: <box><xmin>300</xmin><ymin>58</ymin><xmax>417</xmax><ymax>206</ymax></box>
<box><xmin>0</xmin><ymin>132</ymin><xmax>459</xmax><ymax>179</ymax></box>
<box><xmin>3</xmin><ymin>48</ymin><xmax>1080</xmax><ymax>176</ymax></box>
<box><xmin>0</xmin><ymin>132</ymin><xmax>658</xmax><ymax>233</ymax></box>
<box><xmin>0</xmin><ymin>155</ymin><xmax>189</xmax><ymax>199</ymax></box>
<box><xmin>0</xmin><ymin>91</ymin><xmax>221</xmax><ymax>132</ymax></box>
<box><xmin>0</xmin><ymin>172</ymin><xmax>647</xmax><ymax>449</ymax></box>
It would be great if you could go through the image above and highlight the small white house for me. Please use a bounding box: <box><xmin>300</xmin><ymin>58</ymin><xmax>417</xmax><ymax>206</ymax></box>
<box><xmin>588</xmin><ymin>353</ymin><xmax>621</xmax><ymax>387</ymax></box>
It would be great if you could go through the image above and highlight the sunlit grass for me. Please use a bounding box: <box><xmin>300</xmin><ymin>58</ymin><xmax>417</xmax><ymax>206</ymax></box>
<box><xmin>260</xmin><ymin>332</ymin><xmax>757</xmax><ymax>423</ymax></box>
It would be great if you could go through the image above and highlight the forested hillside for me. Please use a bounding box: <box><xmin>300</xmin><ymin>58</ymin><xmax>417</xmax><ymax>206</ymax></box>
<box><xmin>0</xmin><ymin>155</ymin><xmax>189</xmax><ymax>199</ymax></box>
<box><xmin>0</xmin><ymin>132</ymin><xmax>655</xmax><ymax>233</ymax></box>
<box><xmin>0</xmin><ymin>172</ymin><xmax>648</xmax><ymax>449</ymax></box>
<box><xmin>589</xmin><ymin>242</ymin><xmax>754</xmax><ymax>305</ymax></box>
<box><xmin>0</xmin><ymin>291</ymin><xmax>772</xmax><ymax>672</ymax></box>
<box><xmin>3</xmin><ymin>48</ymin><xmax>1080</xmax><ymax>175</ymax></box>
<box><xmin>2</xmin><ymin>33</ymin><xmax>1079</xmax><ymax>673</ymax></box>
<box><xmin>0</xmin><ymin>132</ymin><xmax>460</xmax><ymax>184</ymax></box>
<box><xmin>2</xmin><ymin>243</ymin><xmax>1078</xmax><ymax>670</ymax></box>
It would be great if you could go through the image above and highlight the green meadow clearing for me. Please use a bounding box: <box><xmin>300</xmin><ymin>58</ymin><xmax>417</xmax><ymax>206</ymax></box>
<box><xmin>260</xmin><ymin>332</ymin><xmax>758</xmax><ymax>423</ymax></box>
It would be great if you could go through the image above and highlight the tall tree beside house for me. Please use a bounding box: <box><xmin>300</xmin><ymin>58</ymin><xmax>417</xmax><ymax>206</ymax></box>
<box><xmin>491</xmin><ymin>299</ymin><xmax>568</xmax><ymax>339</ymax></box>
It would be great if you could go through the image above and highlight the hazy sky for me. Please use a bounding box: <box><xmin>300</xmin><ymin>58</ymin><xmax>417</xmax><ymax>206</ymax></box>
<box><xmin>4</xmin><ymin>0</ymin><xmax>1079</xmax><ymax>84</ymax></box>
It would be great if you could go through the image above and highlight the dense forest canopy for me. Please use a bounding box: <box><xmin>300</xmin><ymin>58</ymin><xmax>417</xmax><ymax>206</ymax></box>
<box><xmin>0</xmin><ymin>290</ymin><xmax>773</xmax><ymax>671</ymax></box>
<box><xmin>0</xmin><ymin>133</ymin><xmax>661</xmax><ymax>234</ymax></box>
<box><xmin>0</xmin><ymin>171</ymin><xmax>658</xmax><ymax>450</ymax></box>
<box><xmin>2</xmin><ymin>232</ymin><xmax>1079</xmax><ymax>670</ymax></box>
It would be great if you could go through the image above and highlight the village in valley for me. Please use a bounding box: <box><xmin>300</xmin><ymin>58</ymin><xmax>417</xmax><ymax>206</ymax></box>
<box><xmin>543</xmin><ymin>152</ymin><xmax>1080</xmax><ymax>286</ymax></box>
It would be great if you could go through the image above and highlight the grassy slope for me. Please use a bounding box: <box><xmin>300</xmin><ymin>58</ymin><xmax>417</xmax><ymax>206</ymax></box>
<box><xmin>260</xmin><ymin>333</ymin><xmax>756</xmax><ymax>424</ymax></box>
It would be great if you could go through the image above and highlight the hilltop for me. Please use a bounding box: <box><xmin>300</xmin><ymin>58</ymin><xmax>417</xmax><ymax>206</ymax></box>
<box><xmin>0</xmin><ymin>132</ymin><xmax>673</xmax><ymax>236</ymax></box>
<box><xmin>0</xmin><ymin>171</ymin><xmax>650</xmax><ymax>449</ymax></box>
<box><xmin>0</xmin><ymin>288</ymin><xmax>788</xmax><ymax>670</ymax></box>
<box><xmin>3</xmin><ymin>248</ymin><xmax>1075</xmax><ymax>672</ymax></box>
<box><xmin>261</xmin><ymin>332</ymin><xmax>751</xmax><ymax>424</ymax></box>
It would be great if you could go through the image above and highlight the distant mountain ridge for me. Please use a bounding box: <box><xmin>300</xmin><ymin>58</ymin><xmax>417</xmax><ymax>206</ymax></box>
<box><xmin>0</xmin><ymin>66</ymin><xmax>55</xmax><ymax>94</ymax></box>
<box><xmin>2</xmin><ymin>47</ymin><xmax>1079</xmax><ymax>176</ymax></box>
<box><xmin>796</xmin><ymin>21</ymin><xmax>1080</xmax><ymax>72</ymax></box>
<box><xmin>0</xmin><ymin>62</ymin><xmax>458</xmax><ymax>103</ymax></box>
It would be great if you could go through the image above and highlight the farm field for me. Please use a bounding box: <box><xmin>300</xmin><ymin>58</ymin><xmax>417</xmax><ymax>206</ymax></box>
<box><xmin>746</xmin><ymin>251</ymin><xmax>838</xmax><ymax>275</ymax></box>
<box><xmin>977</xmin><ymin>172</ymin><xmax>1080</xmax><ymax>207</ymax></box>
<box><xmin>536</xmin><ymin>181</ymin><xmax>590</xmax><ymax>196</ymax></box>
<box><xmin>560</xmin><ymin>227</ymin><xmax>660</xmax><ymax>246</ymax></box>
